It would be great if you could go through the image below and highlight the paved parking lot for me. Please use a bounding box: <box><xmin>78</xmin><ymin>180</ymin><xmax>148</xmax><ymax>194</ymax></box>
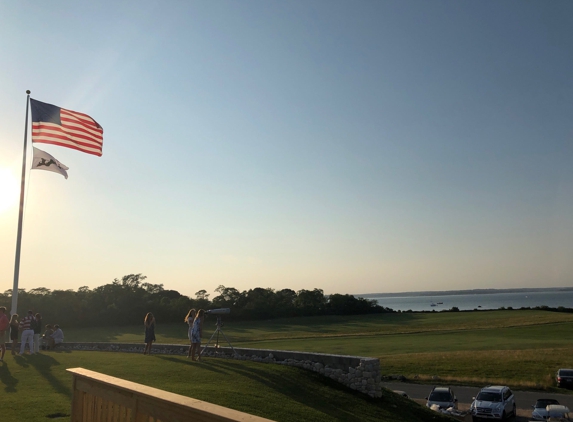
<box><xmin>382</xmin><ymin>382</ymin><xmax>573</xmax><ymax>421</ymax></box>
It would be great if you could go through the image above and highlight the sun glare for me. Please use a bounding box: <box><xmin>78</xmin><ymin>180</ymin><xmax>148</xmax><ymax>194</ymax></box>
<box><xmin>0</xmin><ymin>168</ymin><xmax>19</xmax><ymax>214</ymax></box>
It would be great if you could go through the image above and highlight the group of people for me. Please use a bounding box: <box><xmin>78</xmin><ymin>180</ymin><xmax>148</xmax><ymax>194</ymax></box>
<box><xmin>143</xmin><ymin>309</ymin><xmax>204</xmax><ymax>360</ymax></box>
<box><xmin>0</xmin><ymin>307</ymin><xmax>64</xmax><ymax>360</ymax></box>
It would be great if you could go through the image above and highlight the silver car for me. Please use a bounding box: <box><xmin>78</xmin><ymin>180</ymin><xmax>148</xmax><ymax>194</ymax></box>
<box><xmin>470</xmin><ymin>385</ymin><xmax>516</xmax><ymax>421</ymax></box>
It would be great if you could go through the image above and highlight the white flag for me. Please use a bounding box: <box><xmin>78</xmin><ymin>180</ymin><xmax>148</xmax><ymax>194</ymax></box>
<box><xmin>32</xmin><ymin>147</ymin><xmax>69</xmax><ymax>179</ymax></box>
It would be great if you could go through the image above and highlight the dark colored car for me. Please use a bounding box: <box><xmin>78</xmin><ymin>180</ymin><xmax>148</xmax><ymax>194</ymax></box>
<box><xmin>426</xmin><ymin>386</ymin><xmax>458</xmax><ymax>410</ymax></box>
<box><xmin>556</xmin><ymin>369</ymin><xmax>573</xmax><ymax>388</ymax></box>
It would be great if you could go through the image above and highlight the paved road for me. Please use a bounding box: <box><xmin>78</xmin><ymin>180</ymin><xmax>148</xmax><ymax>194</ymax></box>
<box><xmin>382</xmin><ymin>382</ymin><xmax>573</xmax><ymax>421</ymax></box>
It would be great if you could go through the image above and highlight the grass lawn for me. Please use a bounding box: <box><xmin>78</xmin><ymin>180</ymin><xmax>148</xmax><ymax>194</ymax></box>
<box><xmin>4</xmin><ymin>309</ymin><xmax>572</xmax><ymax>420</ymax></box>
<box><xmin>0</xmin><ymin>350</ymin><xmax>451</xmax><ymax>422</ymax></box>
<box><xmin>380</xmin><ymin>348</ymin><xmax>570</xmax><ymax>389</ymax></box>
<box><xmin>65</xmin><ymin>310</ymin><xmax>573</xmax><ymax>345</ymax></box>
<box><xmin>63</xmin><ymin>309</ymin><xmax>573</xmax><ymax>389</ymax></box>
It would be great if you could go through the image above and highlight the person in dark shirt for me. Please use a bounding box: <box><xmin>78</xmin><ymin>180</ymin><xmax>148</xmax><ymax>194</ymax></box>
<box><xmin>9</xmin><ymin>314</ymin><xmax>19</xmax><ymax>356</ymax></box>
<box><xmin>0</xmin><ymin>307</ymin><xmax>9</xmax><ymax>361</ymax></box>
<box><xmin>32</xmin><ymin>313</ymin><xmax>42</xmax><ymax>354</ymax></box>
<box><xmin>143</xmin><ymin>313</ymin><xmax>155</xmax><ymax>355</ymax></box>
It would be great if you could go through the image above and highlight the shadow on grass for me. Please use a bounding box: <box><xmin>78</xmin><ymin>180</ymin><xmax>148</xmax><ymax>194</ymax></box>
<box><xmin>50</xmin><ymin>348</ymin><xmax>72</xmax><ymax>353</ymax></box>
<box><xmin>12</xmin><ymin>354</ymin><xmax>30</xmax><ymax>368</ymax></box>
<box><xmin>23</xmin><ymin>353</ymin><xmax>71</xmax><ymax>397</ymax></box>
<box><xmin>154</xmin><ymin>356</ymin><xmax>227</xmax><ymax>374</ymax></box>
<box><xmin>0</xmin><ymin>362</ymin><xmax>19</xmax><ymax>392</ymax></box>
<box><xmin>205</xmin><ymin>359</ymin><xmax>381</xmax><ymax>421</ymax></box>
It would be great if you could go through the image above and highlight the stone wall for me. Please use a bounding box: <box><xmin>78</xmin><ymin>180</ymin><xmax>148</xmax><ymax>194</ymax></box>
<box><xmin>56</xmin><ymin>342</ymin><xmax>382</xmax><ymax>398</ymax></box>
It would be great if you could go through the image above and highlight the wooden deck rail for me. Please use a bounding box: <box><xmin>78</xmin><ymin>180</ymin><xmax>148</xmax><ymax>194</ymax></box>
<box><xmin>67</xmin><ymin>368</ymin><xmax>274</xmax><ymax>422</ymax></box>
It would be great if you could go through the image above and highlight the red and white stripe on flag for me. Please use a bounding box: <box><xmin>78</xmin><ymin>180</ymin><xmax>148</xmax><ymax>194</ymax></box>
<box><xmin>32</xmin><ymin>108</ymin><xmax>103</xmax><ymax>157</ymax></box>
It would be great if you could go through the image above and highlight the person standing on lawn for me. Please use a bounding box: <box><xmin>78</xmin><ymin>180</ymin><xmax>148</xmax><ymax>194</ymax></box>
<box><xmin>190</xmin><ymin>309</ymin><xmax>204</xmax><ymax>361</ymax></box>
<box><xmin>143</xmin><ymin>313</ymin><xmax>155</xmax><ymax>355</ymax></box>
<box><xmin>19</xmin><ymin>310</ymin><xmax>35</xmax><ymax>355</ymax></box>
<box><xmin>9</xmin><ymin>314</ymin><xmax>19</xmax><ymax>355</ymax></box>
<box><xmin>184</xmin><ymin>309</ymin><xmax>196</xmax><ymax>358</ymax></box>
<box><xmin>32</xmin><ymin>313</ymin><xmax>42</xmax><ymax>354</ymax></box>
<box><xmin>0</xmin><ymin>307</ymin><xmax>9</xmax><ymax>361</ymax></box>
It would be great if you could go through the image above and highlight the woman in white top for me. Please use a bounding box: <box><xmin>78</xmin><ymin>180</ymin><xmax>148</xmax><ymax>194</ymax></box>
<box><xmin>184</xmin><ymin>309</ymin><xmax>196</xmax><ymax>358</ymax></box>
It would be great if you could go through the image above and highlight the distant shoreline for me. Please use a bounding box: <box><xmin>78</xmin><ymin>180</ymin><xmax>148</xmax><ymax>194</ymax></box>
<box><xmin>357</xmin><ymin>287</ymin><xmax>573</xmax><ymax>298</ymax></box>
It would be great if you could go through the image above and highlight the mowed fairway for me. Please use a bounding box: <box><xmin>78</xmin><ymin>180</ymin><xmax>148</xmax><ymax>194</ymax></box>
<box><xmin>0</xmin><ymin>350</ymin><xmax>451</xmax><ymax>422</ymax></box>
<box><xmin>65</xmin><ymin>309</ymin><xmax>573</xmax><ymax>389</ymax></box>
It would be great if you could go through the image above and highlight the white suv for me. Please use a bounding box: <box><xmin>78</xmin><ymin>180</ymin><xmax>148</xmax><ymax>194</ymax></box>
<box><xmin>470</xmin><ymin>385</ymin><xmax>516</xmax><ymax>421</ymax></box>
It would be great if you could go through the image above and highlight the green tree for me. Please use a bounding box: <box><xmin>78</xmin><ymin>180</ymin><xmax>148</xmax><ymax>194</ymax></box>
<box><xmin>327</xmin><ymin>294</ymin><xmax>379</xmax><ymax>315</ymax></box>
<box><xmin>194</xmin><ymin>290</ymin><xmax>211</xmax><ymax>310</ymax></box>
<box><xmin>212</xmin><ymin>285</ymin><xmax>243</xmax><ymax>309</ymax></box>
<box><xmin>295</xmin><ymin>289</ymin><xmax>326</xmax><ymax>316</ymax></box>
<box><xmin>242</xmin><ymin>288</ymin><xmax>276</xmax><ymax>319</ymax></box>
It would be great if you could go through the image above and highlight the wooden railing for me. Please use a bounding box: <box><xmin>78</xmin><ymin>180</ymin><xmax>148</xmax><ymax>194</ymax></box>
<box><xmin>67</xmin><ymin>368</ymin><xmax>274</xmax><ymax>422</ymax></box>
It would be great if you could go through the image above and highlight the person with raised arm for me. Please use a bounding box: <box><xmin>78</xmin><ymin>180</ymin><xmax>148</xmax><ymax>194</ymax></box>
<box><xmin>143</xmin><ymin>313</ymin><xmax>155</xmax><ymax>355</ymax></box>
<box><xmin>190</xmin><ymin>309</ymin><xmax>204</xmax><ymax>361</ymax></box>
<box><xmin>184</xmin><ymin>309</ymin><xmax>196</xmax><ymax>358</ymax></box>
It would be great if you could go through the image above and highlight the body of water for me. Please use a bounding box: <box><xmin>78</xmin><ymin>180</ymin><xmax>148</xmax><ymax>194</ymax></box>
<box><xmin>363</xmin><ymin>290</ymin><xmax>573</xmax><ymax>312</ymax></box>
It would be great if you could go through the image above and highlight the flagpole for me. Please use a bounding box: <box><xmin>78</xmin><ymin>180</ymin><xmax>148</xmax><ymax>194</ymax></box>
<box><xmin>11</xmin><ymin>90</ymin><xmax>31</xmax><ymax>316</ymax></box>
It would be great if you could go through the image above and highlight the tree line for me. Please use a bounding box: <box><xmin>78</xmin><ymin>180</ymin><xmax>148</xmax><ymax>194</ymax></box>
<box><xmin>0</xmin><ymin>274</ymin><xmax>391</xmax><ymax>327</ymax></box>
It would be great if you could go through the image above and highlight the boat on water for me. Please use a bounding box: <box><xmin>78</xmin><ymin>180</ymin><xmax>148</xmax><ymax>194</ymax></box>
<box><xmin>430</xmin><ymin>303</ymin><xmax>437</xmax><ymax>307</ymax></box>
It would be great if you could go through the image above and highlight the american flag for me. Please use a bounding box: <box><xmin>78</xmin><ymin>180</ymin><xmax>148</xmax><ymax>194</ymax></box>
<box><xmin>30</xmin><ymin>98</ymin><xmax>103</xmax><ymax>157</ymax></box>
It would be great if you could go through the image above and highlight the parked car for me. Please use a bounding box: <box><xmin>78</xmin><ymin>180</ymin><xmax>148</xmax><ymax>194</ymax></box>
<box><xmin>556</xmin><ymin>368</ymin><xmax>573</xmax><ymax>388</ymax></box>
<box><xmin>469</xmin><ymin>385</ymin><xmax>516</xmax><ymax>421</ymax></box>
<box><xmin>531</xmin><ymin>398</ymin><xmax>560</xmax><ymax>421</ymax></box>
<box><xmin>545</xmin><ymin>404</ymin><xmax>571</xmax><ymax>420</ymax></box>
<box><xmin>425</xmin><ymin>386</ymin><xmax>458</xmax><ymax>410</ymax></box>
<box><xmin>392</xmin><ymin>390</ymin><xmax>409</xmax><ymax>399</ymax></box>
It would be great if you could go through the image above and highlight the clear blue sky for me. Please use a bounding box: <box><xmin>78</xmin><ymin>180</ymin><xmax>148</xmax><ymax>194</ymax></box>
<box><xmin>0</xmin><ymin>1</ymin><xmax>572</xmax><ymax>298</ymax></box>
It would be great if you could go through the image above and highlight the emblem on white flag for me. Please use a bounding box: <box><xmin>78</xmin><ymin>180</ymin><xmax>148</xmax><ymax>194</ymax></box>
<box><xmin>32</xmin><ymin>147</ymin><xmax>69</xmax><ymax>179</ymax></box>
